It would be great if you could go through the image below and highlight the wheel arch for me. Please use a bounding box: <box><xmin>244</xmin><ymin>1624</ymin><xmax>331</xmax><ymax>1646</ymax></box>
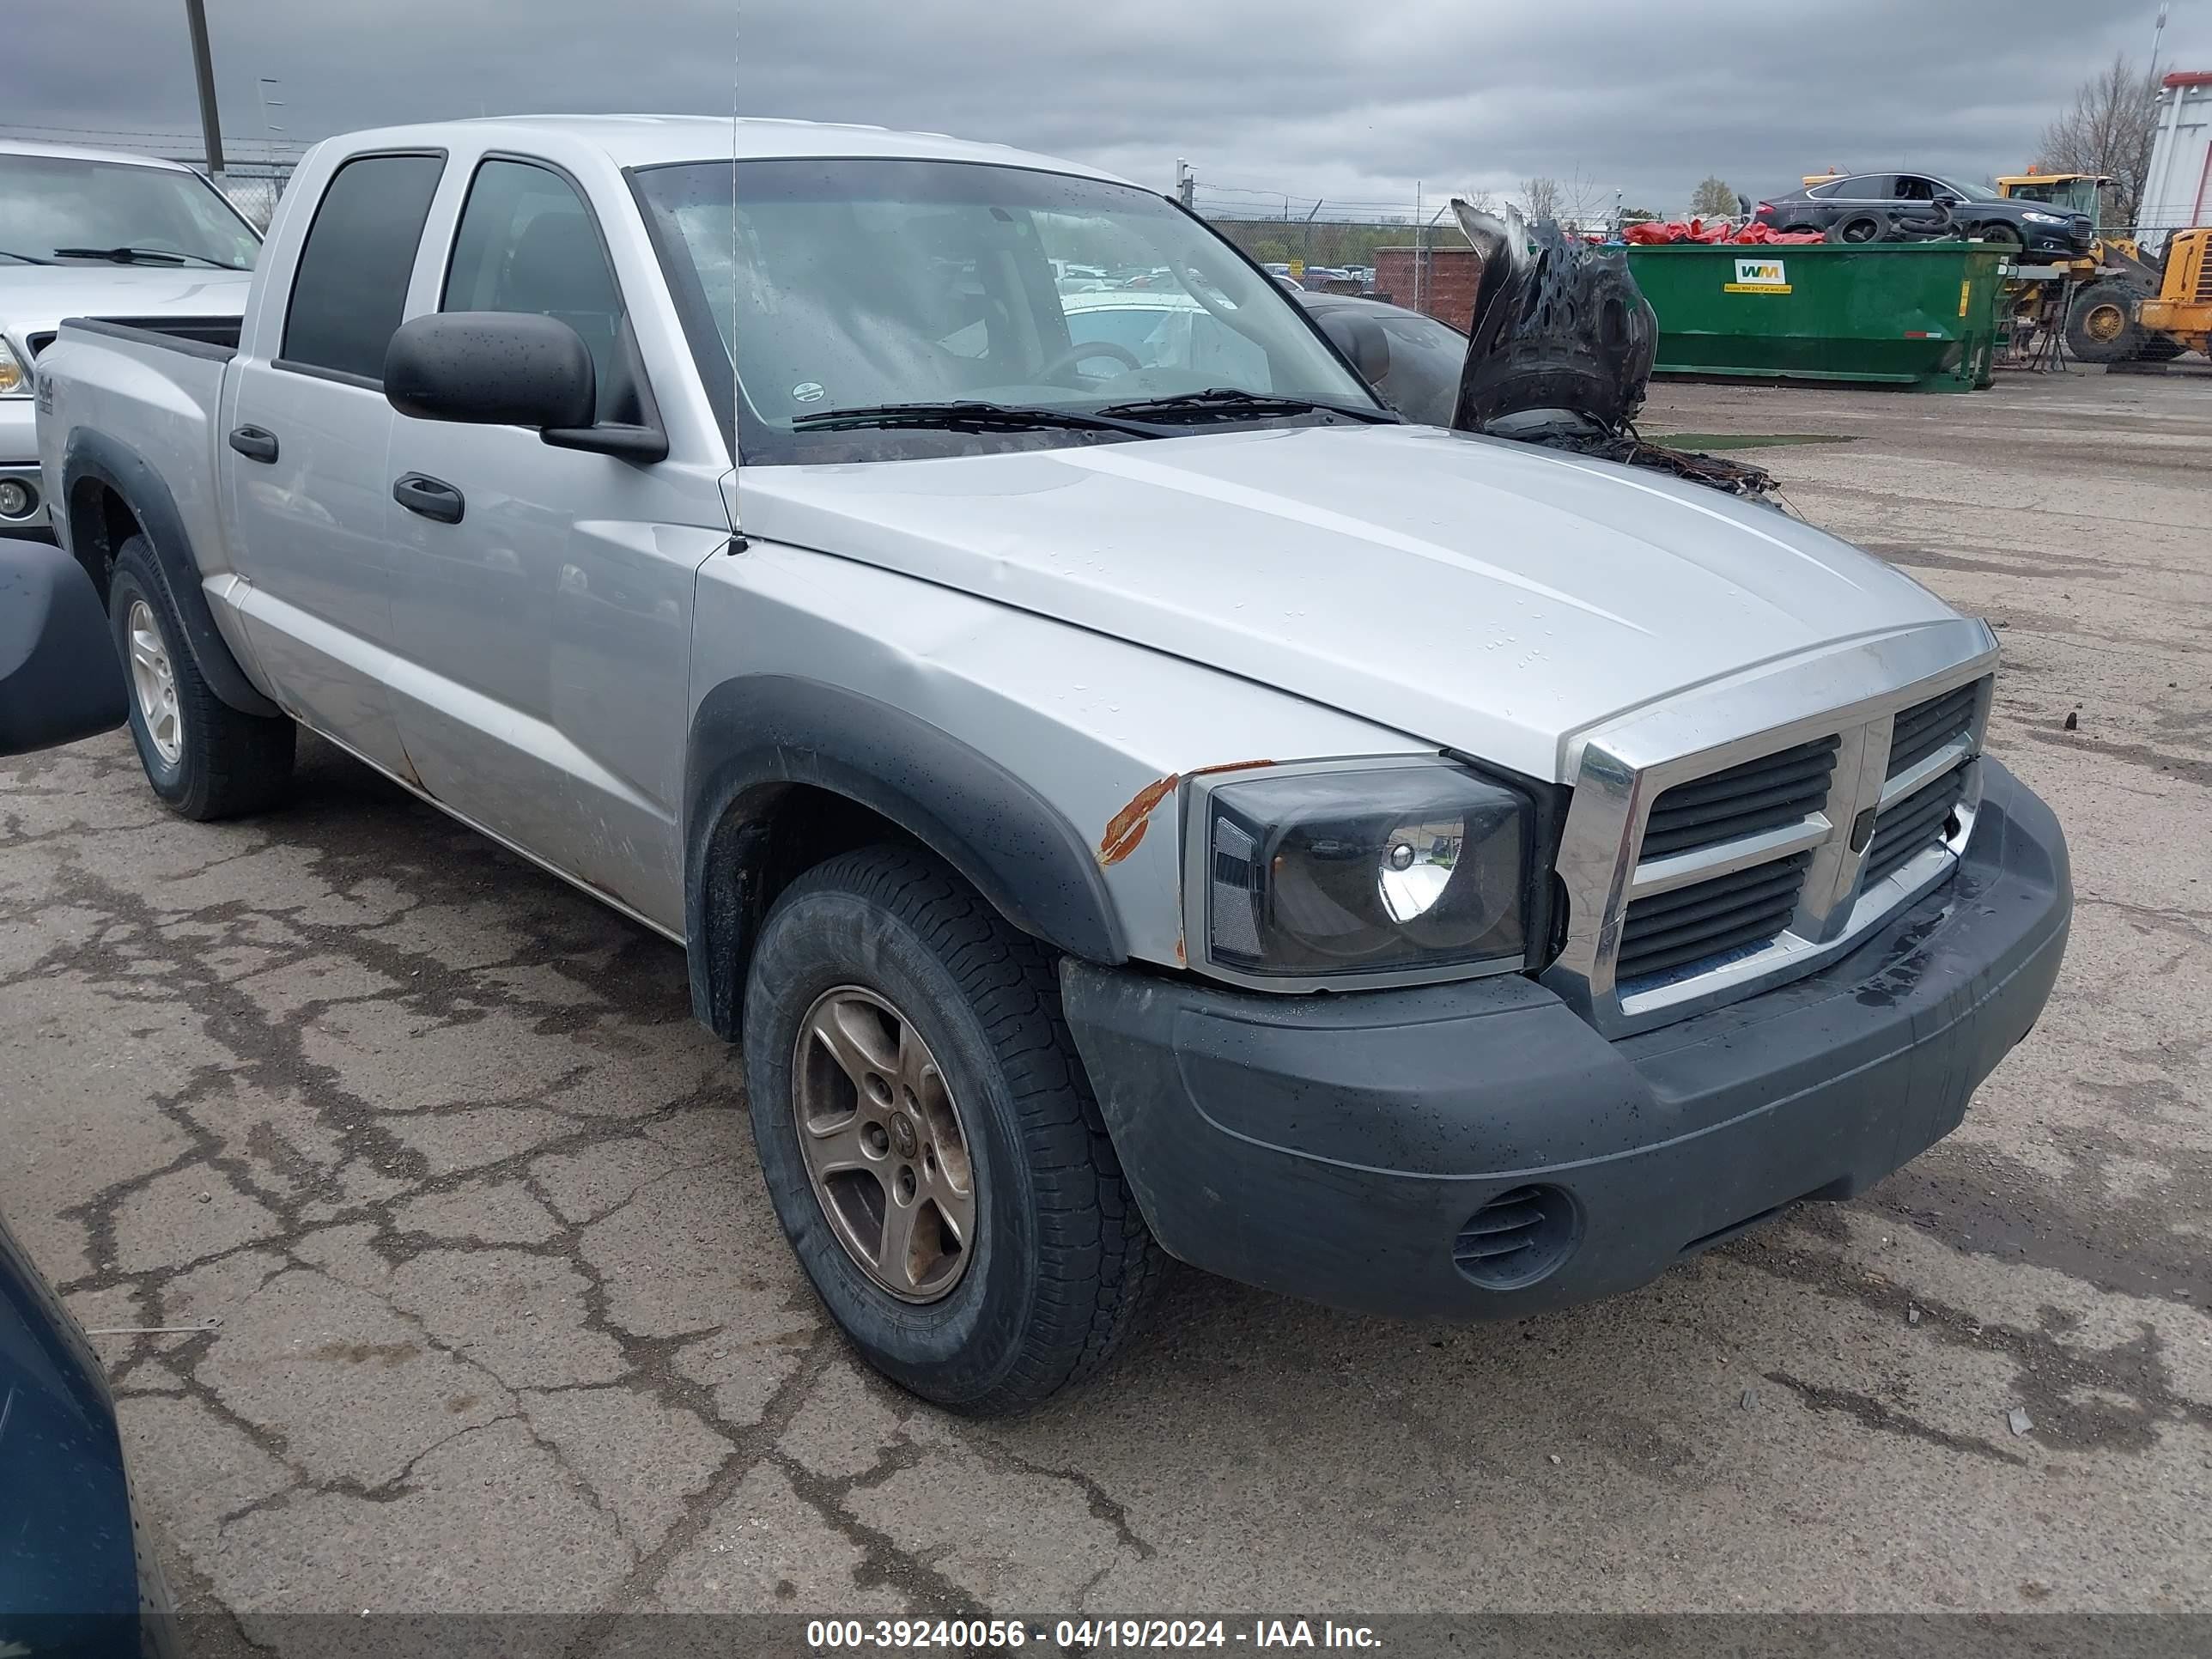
<box><xmin>684</xmin><ymin>675</ymin><xmax>1127</xmax><ymax>1042</ymax></box>
<box><xmin>58</xmin><ymin>429</ymin><xmax>278</xmax><ymax>718</ymax></box>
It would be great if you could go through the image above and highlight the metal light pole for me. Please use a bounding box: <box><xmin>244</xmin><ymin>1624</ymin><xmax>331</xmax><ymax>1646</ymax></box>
<box><xmin>184</xmin><ymin>0</ymin><xmax>224</xmax><ymax>173</ymax></box>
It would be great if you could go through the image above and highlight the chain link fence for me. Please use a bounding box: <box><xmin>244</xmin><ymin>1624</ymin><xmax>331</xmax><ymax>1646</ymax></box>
<box><xmin>213</xmin><ymin>164</ymin><xmax>295</xmax><ymax>230</ymax></box>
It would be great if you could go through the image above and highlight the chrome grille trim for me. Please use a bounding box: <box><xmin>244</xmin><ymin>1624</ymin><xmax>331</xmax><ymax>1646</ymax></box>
<box><xmin>1543</xmin><ymin>619</ymin><xmax>1998</xmax><ymax>1037</ymax></box>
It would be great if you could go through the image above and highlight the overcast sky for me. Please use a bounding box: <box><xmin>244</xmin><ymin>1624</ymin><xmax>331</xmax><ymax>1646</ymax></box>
<box><xmin>8</xmin><ymin>0</ymin><xmax>2203</xmax><ymax>216</ymax></box>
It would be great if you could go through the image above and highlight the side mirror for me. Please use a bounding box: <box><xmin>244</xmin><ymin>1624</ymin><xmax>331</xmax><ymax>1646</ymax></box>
<box><xmin>1317</xmin><ymin>312</ymin><xmax>1390</xmax><ymax>386</ymax></box>
<box><xmin>0</xmin><ymin>540</ymin><xmax>128</xmax><ymax>757</ymax></box>
<box><xmin>384</xmin><ymin>311</ymin><xmax>597</xmax><ymax>431</ymax></box>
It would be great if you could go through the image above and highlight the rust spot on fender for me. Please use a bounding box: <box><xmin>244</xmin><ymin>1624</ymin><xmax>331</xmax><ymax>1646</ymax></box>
<box><xmin>1097</xmin><ymin>761</ymin><xmax>1274</xmax><ymax>868</ymax></box>
<box><xmin>1097</xmin><ymin>774</ymin><xmax>1177</xmax><ymax>866</ymax></box>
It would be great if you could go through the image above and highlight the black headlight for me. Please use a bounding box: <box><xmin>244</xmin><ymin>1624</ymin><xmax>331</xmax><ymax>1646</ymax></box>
<box><xmin>1200</xmin><ymin>762</ymin><xmax>1532</xmax><ymax>982</ymax></box>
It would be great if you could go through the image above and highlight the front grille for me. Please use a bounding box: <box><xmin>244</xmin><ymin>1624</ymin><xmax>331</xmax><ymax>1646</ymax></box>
<box><xmin>2197</xmin><ymin>258</ymin><xmax>2212</xmax><ymax>305</ymax></box>
<box><xmin>1863</xmin><ymin>769</ymin><xmax>1966</xmax><ymax>888</ymax></box>
<box><xmin>1639</xmin><ymin>736</ymin><xmax>1839</xmax><ymax>859</ymax></box>
<box><xmin>2070</xmin><ymin>215</ymin><xmax>2094</xmax><ymax>245</ymax></box>
<box><xmin>1887</xmin><ymin>683</ymin><xmax>1978</xmax><ymax>777</ymax></box>
<box><xmin>1616</xmin><ymin>851</ymin><xmax>1812</xmax><ymax>982</ymax></box>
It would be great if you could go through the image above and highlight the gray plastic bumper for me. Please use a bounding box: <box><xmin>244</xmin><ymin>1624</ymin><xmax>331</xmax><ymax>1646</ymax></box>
<box><xmin>1060</xmin><ymin>758</ymin><xmax>2070</xmax><ymax>1321</ymax></box>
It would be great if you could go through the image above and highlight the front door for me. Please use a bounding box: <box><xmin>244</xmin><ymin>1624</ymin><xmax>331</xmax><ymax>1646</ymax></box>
<box><xmin>222</xmin><ymin>151</ymin><xmax>446</xmax><ymax>777</ymax></box>
<box><xmin>380</xmin><ymin>155</ymin><xmax>721</xmax><ymax>931</ymax></box>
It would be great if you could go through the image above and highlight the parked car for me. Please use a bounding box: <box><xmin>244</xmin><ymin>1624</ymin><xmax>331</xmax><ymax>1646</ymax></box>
<box><xmin>0</xmin><ymin>542</ymin><xmax>169</xmax><ymax>1658</ymax></box>
<box><xmin>36</xmin><ymin>116</ymin><xmax>2069</xmax><ymax>1415</ymax></box>
<box><xmin>1753</xmin><ymin>172</ymin><xmax>2093</xmax><ymax>256</ymax></box>
<box><xmin>1</xmin><ymin>142</ymin><xmax>258</xmax><ymax>538</ymax></box>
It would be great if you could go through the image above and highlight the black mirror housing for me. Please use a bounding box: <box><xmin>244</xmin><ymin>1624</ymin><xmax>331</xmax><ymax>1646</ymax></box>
<box><xmin>384</xmin><ymin>311</ymin><xmax>597</xmax><ymax>431</ymax></box>
<box><xmin>0</xmin><ymin>540</ymin><xmax>128</xmax><ymax>757</ymax></box>
<box><xmin>1318</xmin><ymin>312</ymin><xmax>1391</xmax><ymax>386</ymax></box>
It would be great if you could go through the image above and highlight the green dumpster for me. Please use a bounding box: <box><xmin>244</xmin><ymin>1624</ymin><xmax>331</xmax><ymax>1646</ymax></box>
<box><xmin>1625</xmin><ymin>243</ymin><xmax>2007</xmax><ymax>391</ymax></box>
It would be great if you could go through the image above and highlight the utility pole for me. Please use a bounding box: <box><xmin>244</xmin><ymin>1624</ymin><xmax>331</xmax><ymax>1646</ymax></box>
<box><xmin>1175</xmin><ymin>158</ymin><xmax>1194</xmax><ymax>212</ymax></box>
<box><xmin>184</xmin><ymin>0</ymin><xmax>224</xmax><ymax>173</ymax></box>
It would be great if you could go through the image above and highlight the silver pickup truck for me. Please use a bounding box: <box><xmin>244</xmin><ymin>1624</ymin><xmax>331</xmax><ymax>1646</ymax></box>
<box><xmin>35</xmin><ymin>115</ymin><xmax>2071</xmax><ymax>1413</ymax></box>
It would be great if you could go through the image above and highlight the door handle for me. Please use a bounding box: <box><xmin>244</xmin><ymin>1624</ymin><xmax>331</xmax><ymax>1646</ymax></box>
<box><xmin>227</xmin><ymin>425</ymin><xmax>279</xmax><ymax>463</ymax></box>
<box><xmin>392</xmin><ymin>472</ymin><xmax>464</xmax><ymax>525</ymax></box>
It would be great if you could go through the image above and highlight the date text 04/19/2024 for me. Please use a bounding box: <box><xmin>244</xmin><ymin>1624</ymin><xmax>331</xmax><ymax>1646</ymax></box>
<box><xmin>805</xmin><ymin>1618</ymin><xmax>1382</xmax><ymax>1650</ymax></box>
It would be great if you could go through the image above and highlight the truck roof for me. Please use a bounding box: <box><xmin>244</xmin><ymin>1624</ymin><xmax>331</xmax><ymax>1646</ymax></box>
<box><xmin>0</xmin><ymin>137</ymin><xmax>204</xmax><ymax>171</ymax></box>
<box><xmin>322</xmin><ymin>114</ymin><xmax>1132</xmax><ymax>185</ymax></box>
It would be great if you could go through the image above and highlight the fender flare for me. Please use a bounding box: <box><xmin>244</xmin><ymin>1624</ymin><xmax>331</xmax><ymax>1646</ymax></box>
<box><xmin>60</xmin><ymin>428</ymin><xmax>278</xmax><ymax>719</ymax></box>
<box><xmin>684</xmin><ymin>675</ymin><xmax>1127</xmax><ymax>1039</ymax></box>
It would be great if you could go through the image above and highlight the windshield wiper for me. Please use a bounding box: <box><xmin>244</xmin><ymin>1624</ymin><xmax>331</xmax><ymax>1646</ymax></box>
<box><xmin>0</xmin><ymin>249</ymin><xmax>58</xmax><ymax>265</ymax></box>
<box><xmin>1095</xmin><ymin>386</ymin><xmax>1399</xmax><ymax>425</ymax></box>
<box><xmin>789</xmin><ymin>400</ymin><xmax>1162</xmax><ymax>438</ymax></box>
<box><xmin>51</xmin><ymin>246</ymin><xmax>235</xmax><ymax>269</ymax></box>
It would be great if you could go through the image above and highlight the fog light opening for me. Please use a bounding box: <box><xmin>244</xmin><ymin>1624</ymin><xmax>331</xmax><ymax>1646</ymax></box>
<box><xmin>0</xmin><ymin>479</ymin><xmax>34</xmax><ymax>521</ymax></box>
<box><xmin>1451</xmin><ymin>1182</ymin><xmax>1580</xmax><ymax>1290</ymax></box>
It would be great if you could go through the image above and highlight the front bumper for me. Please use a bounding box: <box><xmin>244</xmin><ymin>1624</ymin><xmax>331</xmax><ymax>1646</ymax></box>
<box><xmin>1061</xmin><ymin>759</ymin><xmax>2069</xmax><ymax>1321</ymax></box>
<box><xmin>2022</xmin><ymin>225</ymin><xmax>2093</xmax><ymax>258</ymax></box>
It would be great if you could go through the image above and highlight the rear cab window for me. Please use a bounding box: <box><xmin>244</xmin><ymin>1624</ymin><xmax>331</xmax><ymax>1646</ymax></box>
<box><xmin>279</xmin><ymin>153</ymin><xmax>446</xmax><ymax>384</ymax></box>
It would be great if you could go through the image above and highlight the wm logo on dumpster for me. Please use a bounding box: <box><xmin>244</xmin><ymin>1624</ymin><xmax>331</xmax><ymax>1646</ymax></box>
<box><xmin>1724</xmin><ymin>258</ymin><xmax>1791</xmax><ymax>295</ymax></box>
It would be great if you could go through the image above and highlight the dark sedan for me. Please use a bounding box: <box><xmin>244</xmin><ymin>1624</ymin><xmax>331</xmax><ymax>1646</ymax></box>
<box><xmin>1753</xmin><ymin>172</ymin><xmax>2093</xmax><ymax>257</ymax></box>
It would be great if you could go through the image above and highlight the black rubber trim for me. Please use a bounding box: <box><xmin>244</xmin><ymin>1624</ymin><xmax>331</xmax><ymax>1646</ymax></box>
<box><xmin>58</xmin><ymin>428</ymin><xmax>279</xmax><ymax>718</ymax></box>
<box><xmin>56</xmin><ymin>316</ymin><xmax>239</xmax><ymax>362</ymax></box>
<box><xmin>684</xmin><ymin>675</ymin><xmax>1127</xmax><ymax>1039</ymax></box>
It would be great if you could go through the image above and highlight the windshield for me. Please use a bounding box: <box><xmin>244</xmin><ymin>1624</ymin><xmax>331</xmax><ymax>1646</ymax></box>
<box><xmin>0</xmin><ymin>154</ymin><xmax>260</xmax><ymax>269</ymax></box>
<box><xmin>633</xmin><ymin>156</ymin><xmax>1380</xmax><ymax>463</ymax></box>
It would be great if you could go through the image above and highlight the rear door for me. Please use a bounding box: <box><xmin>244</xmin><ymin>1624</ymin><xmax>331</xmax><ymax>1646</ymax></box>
<box><xmin>221</xmin><ymin>149</ymin><xmax>445</xmax><ymax>775</ymax></box>
<box><xmin>379</xmin><ymin>149</ymin><xmax>726</xmax><ymax>931</ymax></box>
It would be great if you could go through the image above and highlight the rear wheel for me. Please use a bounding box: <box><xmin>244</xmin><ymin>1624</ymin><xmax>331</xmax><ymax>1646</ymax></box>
<box><xmin>106</xmin><ymin>535</ymin><xmax>294</xmax><ymax>819</ymax></box>
<box><xmin>742</xmin><ymin>844</ymin><xmax>1160</xmax><ymax>1414</ymax></box>
<box><xmin>2134</xmin><ymin>334</ymin><xmax>2187</xmax><ymax>362</ymax></box>
<box><xmin>2065</xmin><ymin>279</ymin><xmax>2148</xmax><ymax>363</ymax></box>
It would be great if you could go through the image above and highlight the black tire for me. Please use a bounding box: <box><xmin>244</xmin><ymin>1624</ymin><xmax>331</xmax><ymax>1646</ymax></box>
<box><xmin>742</xmin><ymin>844</ymin><xmax>1160</xmax><ymax>1414</ymax></box>
<box><xmin>107</xmin><ymin>535</ymin><xmax>295</xmax><ymax>819</ymax></box>
<box><xmin>2135</xmin><ymin>334</ymin><xmax>2187</xmax><ymax>362</ymax></box>
<box><xmin>1974</xmin><ymin>222</ymin><xmax>2026</xmax><ymax>252</ymax></box>
<box><xmin>2065</xmin><ymin>279</ymin><xmax>2148</xmax><ymax>364</ymax></box>
<box><xmin>1827</xmin><ymin>212</ymin><xmax>1887</xmax><ymax>246</ymax></box>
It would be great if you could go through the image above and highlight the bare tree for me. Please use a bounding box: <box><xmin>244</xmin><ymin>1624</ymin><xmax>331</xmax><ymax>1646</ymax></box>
<box><xmin>1519</xmin><ymin>176</ymin><xmax>1564</xmax><ymax>224</ymax></box>
<box><xmin>2039</xmin><ymin>54</ymin><xmax>2162</xmax><ymax>225</ymax></box>
<box><xmin>1689</xmin><ymin>175</ymin><xmax>1739</xmax><ymax>219</ymax></box>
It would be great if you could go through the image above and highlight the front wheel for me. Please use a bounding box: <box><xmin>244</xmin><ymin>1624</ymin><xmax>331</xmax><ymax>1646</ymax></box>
<box><xmin>742</xmin><ymin>845</ymin><xmax>1160</xmax><ymax>1414</ymax></box>
<box><xmin>2064</xmin><ymin>279</ymin><xmax>2148</xmax><ymax>363</ymax></box>
<box><xmin>107</xmin><ymin>535</ymin><xmax>294</xmax><ymax>819</ymax></box>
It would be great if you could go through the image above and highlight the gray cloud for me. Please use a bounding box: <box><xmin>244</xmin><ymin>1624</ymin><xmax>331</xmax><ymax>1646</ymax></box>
<box><xmin>8</xmin><ymin>0</ymin><xmax>2203</xmax><ymax>216</ymax></box>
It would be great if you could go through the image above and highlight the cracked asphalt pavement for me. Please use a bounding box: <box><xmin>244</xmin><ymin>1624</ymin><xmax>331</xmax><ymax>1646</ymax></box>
<box><xmin>1</xmin><ymin>371</ymin><xmax>2207</xmax><ymax>1635</ymax></box>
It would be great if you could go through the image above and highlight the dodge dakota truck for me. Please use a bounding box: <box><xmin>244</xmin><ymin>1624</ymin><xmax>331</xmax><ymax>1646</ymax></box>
<box><xmin>2</xmin><ymin>140</ymin><xmax>258</xmax><ymax>538</ymax></box>
<box><xmin>34</xmin><ymin>116</ymin><xmax>2071</xmax><ymax>1414</ymax></box>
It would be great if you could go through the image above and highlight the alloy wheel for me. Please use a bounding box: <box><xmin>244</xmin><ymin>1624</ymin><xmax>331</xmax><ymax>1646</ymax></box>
<box><xmin>793</xmin><ymin>985</ymin><xmax>976</xmax><ymax>1303</ymax></box>
<box><xmin>125</xmin><ymin>599</ymin><xmax>182</xmax><ymax>767</ymax></box>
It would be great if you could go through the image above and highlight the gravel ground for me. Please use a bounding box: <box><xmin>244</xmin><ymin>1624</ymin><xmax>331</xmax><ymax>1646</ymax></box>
<box><xmin>1</xmin><ymin>368</ymin><xmax>2206</xmax><ymax>1646</ymax></box>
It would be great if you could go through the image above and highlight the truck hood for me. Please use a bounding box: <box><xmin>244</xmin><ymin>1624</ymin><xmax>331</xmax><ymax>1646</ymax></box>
<box><xmin>0</xmin><ymin>265</ymin><xmax>251</xmax><ymax>346</ymax></box>
<box><xmin>738</xmin><ymin>422</ymin><xmax>1962</xmax><ymax>781</ymax></box>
